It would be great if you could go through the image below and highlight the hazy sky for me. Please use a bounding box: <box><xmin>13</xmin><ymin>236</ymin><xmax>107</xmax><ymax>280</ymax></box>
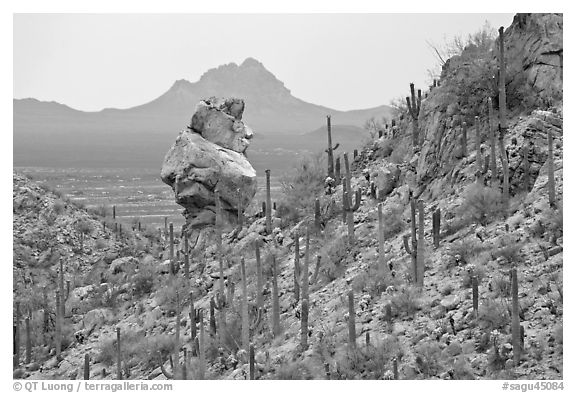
<box><xmin>14</xmin><ymin>13</ymin><xmax>515</xmax><ymax>112</ymax></box>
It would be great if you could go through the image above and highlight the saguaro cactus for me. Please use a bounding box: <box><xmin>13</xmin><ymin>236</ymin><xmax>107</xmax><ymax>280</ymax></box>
<box><xmin>325</xmin><ymin>115</ymin><xmax>340</xmax><ymax>179</ymax></box>
<box><xmin>25</xmin><ymin>314</ymin><xmax>31</xmax><ymax>364</ymax></box>
<box><xmin>511</xmin><ymin>268</ymin><xmax>520</xmax><ymax>365</ymax></box>
<box><xmin>312</xmin><ymin>256</ymin><xmax>322</xmax><ymax>285</ymax></box>
<box><xmin>293</xmin><ymin>234</ymin><xmax>300</xmax><ymax>303</ymax></box>
<box><xmin>169</xmin><ymin>223</ymin><xmax>174</xmax><ymax>274</ymax></box>
<box><xmin>209</xmin><ymin>298</ymin><xmax>216</xmax><ymax>337</ymax></box>
<box><xmin>472</xmin><ymin>275</ymin><xmax>479</xmax><ymax>316</ymax></box>
<box><xmin>406</xmin><ymin>83</ymin><xmax>422</xmax><ymax>147</ymax></box>
<box><xmin>314</xmin><ymin>198</ymin><xmax>321</xmax><ymax>233</ymax></box>
<box><xmin>416</xmin><ymin>200</ymin><xmax>425</xmax><ymax>287</ymax></box>
<box><xmin>265</xmin><ymin>169</ymin><xmax>272</xmax><ymax>234</ymax></box>
<box><xmin>113</xmin><ymin>205</ymin><xmax>116</xmax><ymax>219</ymax></box>
<box><xmin>301</xmin><ymin>299</ymin><xmax>309</xmax><ymax>350</ymax></box>
<box><xmin>237</xmin><ymin>188</ymin><xmax>244</xmax><ymax>228</ymax></box>
<box><xmin>13</xmin><ymin>302</ymin><xmax>20</xmax><ymax>367</ymax></box>
<box><xmin>302</xmin><ymin>228</ymin><xmax>310</xmax><ymax>303</ymax></box>
<box><xmin>240</xmin><ymin>258</ymin><xmax>250</xmax><ymax>353</ymax></box>
<box><xmin>343</xmin><ymin>153</ymin><xmax>361</xmax><ymax>245</ymax></box>
<box><xmin>498</xmin><ymin>26</ymin><xmax>508</xmax><ymax>134</ymax></box>
<box><xmin>271</xmin><ymin>254</ymin><xmax>281</xmax><ymax>337</ymax></box>
<box><xmin>548</xmin><ymin>129</ymin><xmax>556</xmax><ymax>208</ymax></box>
<box><xmin>475</xmin><ymin>116</ymin><xmax>483</xmax><ymax>183</ymax></box>
<box><xmin>403</xmin><ymin>196</ymin><xmax>418</xmax><ymax>284</ymax></box>
<box><xmin>461</xmin><ymin>121</ymin><xmax>468</xmax><ymax>158</ymax></box>
<box><xmin>432</xmin><ymin>208</ymin><xmax>441</xmax><ymax>249</ymax></box>
<box><xmin>214</xmin><ymin>190</ymin><xmax>226</xmax><ymax>343</ymax></box>
<box><xmin>189</xmin><ymin>292</ymin><xmax>196</xmax><ymax>341</ymax></box>
<box><xmin>255</xmin><ymin>241</ymin><xmax>263</xmax><ymax>312</ymax></box>
<box><xmin>498</xmin><ymin>127</ymin><xmax>510</xmax><ymax>209</ymax></box>
<box><xmin>184</xmin><ymin>233</ymin><xmax>189</xmax><ymax>280</ymax></box>
<box><xmin>249</xmin><ymin>344</ymin><xmax>255</xmax><ymax>380</ymax></box>
<box><xmin>116</xmin><ymin>327</ymin><xmax>122</xmax><ymax>380</ymax></box>
<box><xmin>84</xmin><ymin>354</ymin><xmax>90</xmax><ymax>380</ymax></box>
<box><xmin>198</xmin><ymin>309</ymin><xmax>206</xmax><ymax>380</ymax></box>
<box><xmin>173</xmin><ymin>292</ymin><xmax>181</xmax><ymax>378</ymax></box>
<box><xmin>348</xmin><ymin>291</ymin><xmax>356</xmax><ymax>349</ymax></box>
<box><xmin>55</xmin><ymin>291</ymin><xmax>61</xmax><ymax>361</ymax></box>
<box><xmin>523</xmin><ymin>146</ymin><xmax>530</xmax><ymax>193</ymax></box>
<box><xmin>488</xmin><ymin>98</ymin><xmax>498</xmax><ymax>186</ymax></box>
<box><xmin>335</xmin><ymin>156</ymin><xmax>341</xmax><ymax>185</ymax></box>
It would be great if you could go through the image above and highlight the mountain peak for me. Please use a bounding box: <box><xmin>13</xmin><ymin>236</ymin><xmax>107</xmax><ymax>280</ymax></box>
<box><xmin>240</xmin><ymin>57</ymin><xmax>264</xmax><ymax>68</ymax></box>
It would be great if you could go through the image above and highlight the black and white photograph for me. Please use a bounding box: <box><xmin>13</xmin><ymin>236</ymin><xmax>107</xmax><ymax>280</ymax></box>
<box><xmin>10</xmin><ymin>3</ymin><xmax>565</xmax><ymax>387</ymax></box>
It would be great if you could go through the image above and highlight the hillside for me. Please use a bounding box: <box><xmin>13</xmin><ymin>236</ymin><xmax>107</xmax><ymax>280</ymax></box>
<box><xmin>13</xmin><ymin>13</ymin><xmax>563</xmax><ymax>381</ymax></box>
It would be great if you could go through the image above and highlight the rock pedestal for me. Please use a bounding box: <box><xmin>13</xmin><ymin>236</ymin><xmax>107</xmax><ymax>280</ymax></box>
<box><xmin>161</xmin><ymin>97</ymin><xmax>257</xmax><ymax>229</ymax></box>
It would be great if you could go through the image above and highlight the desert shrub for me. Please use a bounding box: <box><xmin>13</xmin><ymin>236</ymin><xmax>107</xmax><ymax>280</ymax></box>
<box><xmin>542</xmin><ymin>203</ymin><xmax>563</xmax><ymax>238</ymax></box>
<box><xmin>74</xmin><ymin>218</ymin><xmax>94</xmax><ymax>236</ymax></box>
<box><xmin>275</xmin><ymin>360</ymin><xmax>314</xmax><ymax>380</ymax></box>
<box><xmin>53</xmin><ymin>200</ymin><xmax>65</xmax><ymax>215</ymax></box>
<box><xmin>389</xmin><ymin>287</ymin><xmax>420</xmax><ymax>317</ymax></box>
<box><xmin>442</xmin><ymin>215</ymin><xmax>471</xmax><ymax>237</ymax></box>
<box><xmin>447</xmin><ymin>238</ymin><xmax>489</xmax><ymax>265</ymax></box>
<box><xmin>451</xmin><ymin>356</ymin><xmax>476</xmax><ymax>379</ymax></box>
<box><xmin>279</xmin><ymin>153</ymin><xmax>326</xmax><ymax>223</ymax></box>
<box><xmin>389</xmin><ymin>141</ymin><xmax>412</xmax><ymax>164</ymax></box>
<box><xmin>95</xmin><ymin>238</ymin><xmax>107</xmax><ymax>250</ymax></box>
<box><xmin>335</xmin><ymin>335</ymin><xmax>403</xmax><ymax>379</ymax></box>
<box><xmin>493</xmin><ymin>235</ymin><xmax>523</xmax><ymax>264</ymax></box>
<box><xmin>413</xmin><ymin>340</ymin><xmax>443</xmax><ymax>378</ymax></box>
<box><xmin>132</xmin><ymin>257</ymin><xmax>156</xmax><ymax>297</ymax></box>
<box><xmin>221</xmin><ymin>310</ymin><xmax>243</xmax><ymax>354</ymax></box>
<box><xmin>478</xmin><ymin>298</ymin><xmax>510</xmax><ymax>331</ymax></box>
<box><xmin>88</xmin><ymin>204</ymin><xmax>109</xmax><ymax>218</ymax></box>
<box><xmin>460</xmin><ymin>184</ymin><xmax>506</xmax><ymax>226</ymax></box>
<box><xmin>352</xmin><ymin>258</ymin><xmax>397</xmax><ymax>297</ymax></box>
<box><xmin>98</xmin><ymin>330</ymin><xmax>174</xmax><ymax>369</ymax></box>
<box><xmin>155</xmin><ymin>276</ymin><xmax>189</xmax><ymax>313</ymax></box>
<box><xmin>381</xmin><ymin>203</ymin><xmax>406</xmax><ymax>239</ymax></box>
<box><xmin>318</xmin><ymin>233</ymin><xmax>350</xmax><ymax>283</ymax></box>
<box><xmin>461</xmin><ymin>262</ymin><xmax>487</xmax><ymax>289</ymax></box>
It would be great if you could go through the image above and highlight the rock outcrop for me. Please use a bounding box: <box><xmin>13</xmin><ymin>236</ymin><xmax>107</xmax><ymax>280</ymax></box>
<box><xmin>161</xmin><ymin>97</ymin><xmax>257</xmax><ymax>229</ymax></box>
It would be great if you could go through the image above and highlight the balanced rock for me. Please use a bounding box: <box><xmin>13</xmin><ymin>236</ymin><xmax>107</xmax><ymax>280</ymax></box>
<box><xmin>161</xmin><ymin>98</ymin><xmax>257</xmax><ymax>229</ymax></box>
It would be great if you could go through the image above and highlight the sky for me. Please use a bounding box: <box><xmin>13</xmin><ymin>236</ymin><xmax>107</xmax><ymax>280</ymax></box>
<box><xmin>13</xmin><ymin>13</ymin><xmax>515</xmax><ymax>112</ymax></box>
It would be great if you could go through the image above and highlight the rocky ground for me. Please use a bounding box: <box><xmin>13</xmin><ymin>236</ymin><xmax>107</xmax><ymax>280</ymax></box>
<box><xmin>13</xmin><ymin>13</ymin><xmax>563</xmax><ymax>381</ymax></box>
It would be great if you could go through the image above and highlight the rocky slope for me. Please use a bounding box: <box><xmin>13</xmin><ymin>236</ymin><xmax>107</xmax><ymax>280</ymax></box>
<box><xmin>13</xmin><ymin>13</ymin><xmax>562</xmax><ymax>381</ymax></box>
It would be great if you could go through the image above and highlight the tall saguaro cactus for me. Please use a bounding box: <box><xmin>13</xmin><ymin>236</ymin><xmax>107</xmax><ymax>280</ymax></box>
<box><xmin>169</xmin><ymin>223</ymin><xmax>174</xmax><ymax>275</ymax></box>
<box><xmin>325</xmin><ymin>115</ymin><xmax>340</xmax><ymax>179</ymax></box>
<box><xmin>240</xmin><ymin>258</ymin><xmax>250</xmax><ymax>353</ymax></box>
<box><xmin>271</xmin><ymin>254</ymin><xmax>281</xmax><ymax>337</ymax></box>
<box><xmin>416</xmin><ymin>200</ymin><xmax>425</xmax><ymax>287</ymax></box>
<box><xmin>116</xmin><ymin>327</ymin><xmax>122</xmax><ymax>380</ymax></box>
<box><xmin>432</xmin><ymin>208</ymin><xmax>441</xmax><ymax>249</ymax></box>
<box><xmin>183</xmin><ymin>232</ymin><xmax>189</xmax><ymax>280</ymax></box>
<box><xmin>198</xmin><ymin>309</ymin><xmax>206</xmax><ymax>380</ymax></box>
<box><xmin>348</xmin><ymin>291</ymin><xmax>356</xmax><ymax>349</ymax></box>
<box><xmin>403</xmin><ymin>196</ymin><xmax>418</xmax><ymax>285</ymax></box>
<box><xmin>461</xmin><ymin>121</ymin><xmax>468</xmax><ymax>158</ymax></box>
<box><xmin>214</xmin><ymin>190</ymin><xmax>226</xmax><ymax>343</ymax></box>
<box><xmin>255</xmin><ymin>241</ymin><xmax>263</xmax><ymax>312</ymax></box>
<box><xmin>498</xmin><ymin>26</ymin><xmax>508</xmax><ymax>134</ymax></box>
<box><xmin>475</xmin><ymin>116</ymin><xmax>483</xmax><ymax>183</ymax></box>
<box><xmin>301</xmin><ymin>299</ymin><xmax>309</xmax><ymax>350</ymax></box>
<box><xmin>302</xmin><ymin>228</ymin><xmax>310</xmax><ymax>303</ymax></box>
<box><xmin>265</xmin><ymin>169</ymin><xmax>272</xmax><ymax>234</ymax></box>
<box><xmin>488</xmin><ymin>98</ymin><xmax>498</xmax><ymax>187</ymax></box>
<box><xmin>173</xmin><ymin>292</ymin><xmax>181</xmax><ymax>379</ymax></box>
<box><xmin>511</xmin><ymin>268</ymin><xmax>521</xmax><ymax>365</ymax></box>
<box><xmin>84</xmin><ymin>354</ymin><xmax>90</xmax><ymax>380</ymax></box>
<box><xmin>548</xmin><ymin>129</ymin><xmax>556</xmax><ymax>208</ymax></box>
<box><xmin>406</xmin><ymin>83</ymin><xmax>422</xmax><ymax>148</ymax></box>
<box><xmin>343</xmin><ymin>153</ymin><xmax>361</xmax><ymax>245</ymax></box>
<box><xmin>293</xmin><ymin>234</ymin><xmax>301</xmax><ymax>303</ymax></box>
<box><xmin>13</xmin><ymin>302</ymin><xmax>20</xmax><ymax>367</ymax></box>
<box><xmin>25</xmin><ymin>314</ymin><xmax>31</xmax><ymax>364</ymax></box>
<box><xmin>55</xmin><ymin>291</ymin><xmax>62</xmax><ymax>361</ymax></box>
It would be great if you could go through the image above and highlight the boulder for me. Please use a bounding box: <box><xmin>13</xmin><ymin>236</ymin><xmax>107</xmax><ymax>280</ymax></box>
<box><xmin>189</xmin><ymin>97</ymin><xmax>253</xmax><ymax>153</ymax></box>
<box><xmin>161</xmin><ymin>98</ymin><xmax>258</xmax><ymax>229</ymax></box>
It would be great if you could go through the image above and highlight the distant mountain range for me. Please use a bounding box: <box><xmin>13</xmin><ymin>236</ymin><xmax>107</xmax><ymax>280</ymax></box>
<box><xmin>13</xmin><ymin>57</ymin><xmax>394</xmax><ymax>172</ymax></box>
